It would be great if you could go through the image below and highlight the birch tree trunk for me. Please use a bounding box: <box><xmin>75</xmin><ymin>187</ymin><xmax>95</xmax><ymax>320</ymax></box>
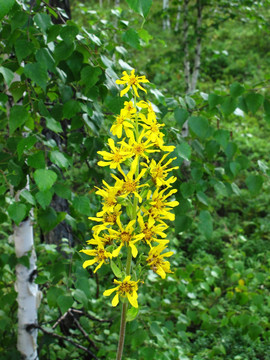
<box><xmin>163</xmin><ymin>0</ymin><xmax>171</xmax><ymax>30</ymax></box>
<box><xmin>190</xmin><ymin>0</ymin><xmax>203</xmax><ymax>93</ymax></box>
<box><xmin>14</xmin><ymin>218</ymin><xmax>40</xmax><ymax>360</ymax></box>
<box><xmin>174</xmin><ymin>0</ymin><xmax>181</xmax><ymax>32</ymax></box>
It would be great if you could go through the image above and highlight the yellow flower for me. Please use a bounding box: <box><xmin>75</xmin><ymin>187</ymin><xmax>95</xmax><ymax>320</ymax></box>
<box><xmin>103</xmin><ymin>275</ymin><xmax>139</xmax><ymax>308</ymax></box>
<box><xmin>149</xmin><ymin>153</ymin><xmax>179</xmax><ymax>187</ymax></box>
<box><xmin>146</xmin><ymin>187</ymin><xmax>179</xmax><ymax>222</ymax></box>
<box><xmin>147</xmin><ymin>243</ymin><xmax>174</xmax><ymax>279</ymax></box>
<box><xmin>137</xmin><ymin>214</ymin><xmax>168</xmax><ymax>245</ymax></box>
<box><xmin>95</xmin><ymin>180</ymin><xmax>122</xmax><ymax>216</ymax></box>
<box><xmin>109</xmin><ymin>217</ymin><xmax>144</xmax><ymax>258</ymax></box>
<box><xmin>110</xmin><ymin>108</ymin><xmax>134</xmax><ymax>138</ymax></box>
<box><xmin>137</xmin><ymin>100</ymin><xmax>156</xmax><ymax>122</ymax></box>
<box><xmin>80</xmin><ymin>240</ymin><xmax>112</xmax><ymax>273</ymax></box>
<box><xmin>116</xmin><ymin>69</ymin><xmax>149</xmax><ymax>97</ymax></box>
<box><xmin>88</xmin><ymin>204</ymin><xmax>122</xmax><ymax>234</ymax></box>
<box><xmin>111</xmin><ymin>167</ymin><xmax>148</xmax><ymax>203</ymax></box>
<box><xmin>120</xmin><ymin>130</ymin><xmax>160</xmax><ymax>171</ymax></box>
<box><xmin>97</xmin><ymin>138</ymin><xmax>131</xmax><ymax>171</ymax></box>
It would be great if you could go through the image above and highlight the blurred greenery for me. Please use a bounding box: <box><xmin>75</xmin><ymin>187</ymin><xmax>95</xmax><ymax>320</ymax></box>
<box><xmin>0</xmin><ymin>0</ymin><xmax>270</xmax><ymax>359</ymax></box>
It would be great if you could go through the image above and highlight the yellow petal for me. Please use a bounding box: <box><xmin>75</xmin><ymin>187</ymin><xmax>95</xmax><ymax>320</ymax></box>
<box><xmin>112</xmin><ymin>293</ymin><xmax>119</xmax><ymax>307</ymax></box>
<box><xmin>82</xmin><ymin>259</ymin><xmax>97</xmax><ymax>268</ymax></box>
<box><xmin>103</xmin><ymin>286</ymin><xmax>118</xmax><ymax>296</ymax></box>
<box><xmin>127</xmin><ymin>292</ymin><xmax>138</xmax><ymax>308</ymax></box>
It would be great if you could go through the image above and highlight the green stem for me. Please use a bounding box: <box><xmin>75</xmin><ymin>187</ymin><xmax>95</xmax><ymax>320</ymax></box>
<box><xmin>116</xmin><ymin>302</ymin><xmax>128</xmax><ymax>360</ymax></box>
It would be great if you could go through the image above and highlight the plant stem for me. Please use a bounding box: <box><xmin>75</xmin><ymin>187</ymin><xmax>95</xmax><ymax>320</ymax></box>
<box><xmin>116</xmin><ymin>302</ymin><xmax>128</xmax><ymax>360</ymax></box>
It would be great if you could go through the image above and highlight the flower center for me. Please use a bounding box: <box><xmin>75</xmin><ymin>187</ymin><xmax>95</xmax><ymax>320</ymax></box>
<box><xmin>119</xmin><ymin>283</ymin><xmax>133</xmax><ymax>295</ymax></box>
<box><xmin>143</xmin><ymin>228</ymin><xmax>153</xmax><ymax>241</ymax></box>
<box><xmin>133</xmin><ymin>144</ymin><xmax>145</xmax><ymax>155</ymax></box>
<box><xmin>121</xmin><ymin>231</ymin><xmax>131</xmax><ymax>243</ymax></box>
<box><xmin>123</xmin><ymin>180</ymin><xmax>137</xmax><ymax>193</ymax></box>
<box><xmin>104</xmin><ymin>213</ymin><xmax>117</xmax><ymax>223</ymax></box>
<box><xmin>106</xmin><ymin>196</ymin><xmax>116</xmax><ymax>207</ymax></box>
<box><xmin>113</xmin><ymin>153</ymin><xmax>123</xmax><ymax>163</ymax></box>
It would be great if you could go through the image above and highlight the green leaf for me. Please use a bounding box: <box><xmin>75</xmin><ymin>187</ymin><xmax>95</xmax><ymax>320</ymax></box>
<box><xmin>221</xmin><ymin>96</ymin><xmax>237</xmax><ymax>116</ymax></box>
<box><xmin>230</xmin><ymin>82</ymin><xmax>245</xmax><ymax>97</ymax></box>
<box><xmin>185</xmin><ymin>95</ymin><xmax>196</xmax><ymax>109</ymax></box>
<box><xmin>54</xmin><ymin>183</ymin><xmax>71</xmax><ymax>200</ymax></box>
<box><xmin>111</xmin><ymin>260</ymin><xmax>122</xmax><ymax>278</ymax></box>
<box><xmin>198</xmin><ymin>210</ymin><xmax>213</xmax><ymax>239</ymax></box>
<box><xmin>245</xmin><ymin>93</ymin><xmax>264</xmax><ymax>114</ymax></box>
<box><xmin>80</xmin><ymin>65</ymin><xmax>102</xmax><ymax>90</ymax></box>
<box><xmin>63</xmin><ymin>100</ymin><xmax>81</xmax><ymax>119</ymax></box>
<box><xmin>245</xmin><ymin>174</ymin><xmax>263</xmax><ymax>195</ymax></box>
<box><xmin>138</xmin><ymin>0</ymin><xmax>152</xmax><ymax>18</ymax></box>
<box><xmin>9</xmin><ymin>105</ymin><xmax>28</xmax><ymax>134</ymax></box>
<box><xmin>0</xmin><ymin>0</ymin><xmax>15</xmax><ymax>20</ymax></box>
<box><xmin>175</xmin><ymin>215</ymin><xmax>192</xmax><ymax>234</ymax></box>
<box><xmin>125</xmin><ymin>0</ymin><xmax>140</xmax><ymax>13</ymax></box>
<box><xmin>60</xmin><ymin>24</ymin><xmax>79</xmax><ymax>44</ymax></box>
<box><xmin>73</xmin><ymin>289</ymin><xmax>88</xmax><ymax>308</ymax></box>
<box><xmin>208</xmin><ymin>94</ymin><xmax>222</xmax><ymax>109</ymax></box>
<box><xmin>188</xmin><ymin>116</ymin><xmax>209</xmax><ymax>139</ymax></box>
<box><xmin>8</xmin><ymin>203</ymin><xmax>27</xmax><ymax>225</ymax></box>
<box><xmin>45</xmin><ymin>117</ymin><xmax>63</xmax><ymax>133</ymax></box>
<box><xmin>126</xmin><ymin>307</ymin><xmax>139</xmax><ymax>322</ymax></box>
<box><xmin>214</xmin><ymin>129</ymin><xmax>230</xmax><ymax>149</ymax></box>
<box><xmin>137</xmin><ymin>29</ymin><xmax>152</xmax><ymax>44</ymax></box>
<box><xmin>196</xmin><ymin>191</ymin><xmax>209</xmax><ymax>206</ymax></box>
<box><xmin>180</xmin><ymin>182</ymin><xmax>195</xmax><ymax>198</ymax></box>
<box><xmin>33</xmin><ymin>13</ymin><xmax>52</xmax><ymax>33</ymax></box>
<box><xmin>122</xmin><ymin>29</ymin><xmax>140</xmax><ymax>49</ymax></box>
<box><xmin>17</xmin><ymin>136</ymin><xmax>37</xmax><ymax>159</ymax></box>
<box><xmin>37</xmin><ymin>207</ymin><xmax>60</xmax><ymax>232</ymax></box>
<box><xmin>15</xmin><ymin>40</ymin><xmax>35</xmax><ymax>63</ymax></box>
<box><xmin>248</xmin><ymin>324</ymin><xmax>262</xmax><ymax>341</ymax></box>
<box><xmin>24</xmin><ymin>63</ymin><xmax>48</xmax><ymax>91</ymax></box>
<box><xmin>229</xmin><ymin>161</ymin><xmax>241</xmax><ymax>177</ymax></box>
<box><xmin>36</xmin><ymin>190</ymin><xmax>53</xmax><ymax>210</ymax></box>
<box><xmin>177</xmin><ymin>142</ymin><xmax>191</xmax><ymax>162</ymax></box>
<box><xmin>28</xmin><ymin>151</ymin><xmax>46</xmax><ymax>169</ymax></box>
<box><xmin>34</xmin><ymin>169</ymin><xmax>57</xmax><ymax>191</ymax></box>
<box><xmin>57</xmin><ymin>295</ymin><xmax>73</xmax><ymax>314</ymax></box>
<box><xmin>54</xmin><ymin>41</ymin><xmax>75</xmax><ymax>64</ymax></box>
<box><xmin>225</xmin><ymin>142</ymin><xmax>237</xmax><ymax>159</ymax></box>
<box><xmin>174</xmin><ymin>108</ymin><xmax>189</xmax><ymax>128</ymax></box>
<box><xmin>47</xmin><ymin>287</ymin><xmax>65</xmax><ymax>307</ymax></box>
<box><xmin>20</xmin><ymin>189</ymin><xmax>36</xmax><ymax>206</ymax></box>
<box><xmin>50</xmin><ymin>150</ymin><xmax>71</xmax><ymax>169</ymax></box>
<box><xmin>9</xmin><ymin>81</ymin><xmax>27</xmax><ymax>102</ymax></box>
<box><xmin>0</xmin><ymin>66</ymin><xmax>14</xmax><ymax>86</ymax></box>
<box><xmin>73</xmin><ymin>196</ymin><xmax>91</xmax><ymax>216</ymax></box>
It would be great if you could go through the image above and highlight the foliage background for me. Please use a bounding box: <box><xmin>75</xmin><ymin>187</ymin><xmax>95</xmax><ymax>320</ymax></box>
<box><xmin>0</xmin><ymin>0</ymin><xmax>270</xmax><ymax>359</ymax></box>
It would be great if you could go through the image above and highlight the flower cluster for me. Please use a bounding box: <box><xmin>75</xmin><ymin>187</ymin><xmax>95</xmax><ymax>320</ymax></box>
<box><xmin>81</xmin><ymin>70</ymin><xmax>179</xmax><ymax>308</ymax></box>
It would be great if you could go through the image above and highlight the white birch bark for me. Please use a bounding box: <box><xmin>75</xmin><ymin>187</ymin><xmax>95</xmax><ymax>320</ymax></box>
<box><xmin>163</xmin><ymin>0</ymin><xmax>171</xmax><ymax>30</ymax></box>
<box><xmin>14</xmin><ymin>218</ymin><xmax>40</xmax><ymax>360</ymax></box>
<box><xmin>190</xmin><ymin>0</ymin><xmax>203</xmax><ymax>93</ymax></box>
<box><xmin>174</xmin><ymin>0</ymin><xmax>181</xmax><ymax>32</ymax></box>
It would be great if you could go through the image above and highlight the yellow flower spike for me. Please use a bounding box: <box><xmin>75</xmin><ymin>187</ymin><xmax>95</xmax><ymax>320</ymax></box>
<box><xmin>103</xmin><ymin>276</ymin><xmax>139</xmax><ymax>308</ymax></box>
<box><xmin>116</xmin><ymin>69</ymin><xmax>149</xmax><ymax>97</ymax></box>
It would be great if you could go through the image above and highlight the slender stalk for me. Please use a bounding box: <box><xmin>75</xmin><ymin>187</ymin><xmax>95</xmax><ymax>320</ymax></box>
<box><xmin>116</xmin><ymin>302</ymin><xmax>128</xmax><ymax>360</ymax></box>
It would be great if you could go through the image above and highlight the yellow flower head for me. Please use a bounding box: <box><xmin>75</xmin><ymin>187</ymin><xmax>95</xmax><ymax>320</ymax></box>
<box><xmin>103</xmin><ymin>275</ymin><xmax>139</xmax><ymax>308</ymax></box>
<box><xmin>80</xmin><ymin>240</ymin><xmax>112</xmax><ymax>273</ymax></box>
<box><xmin>116</xmin><ymin>69</ymin><xmax>149</xmax><ymax>97</ymax></box>
<box><xmin>147</xmin><ymin>243</ymin><xmax>174</xmax><ymax>279</ymax></box>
